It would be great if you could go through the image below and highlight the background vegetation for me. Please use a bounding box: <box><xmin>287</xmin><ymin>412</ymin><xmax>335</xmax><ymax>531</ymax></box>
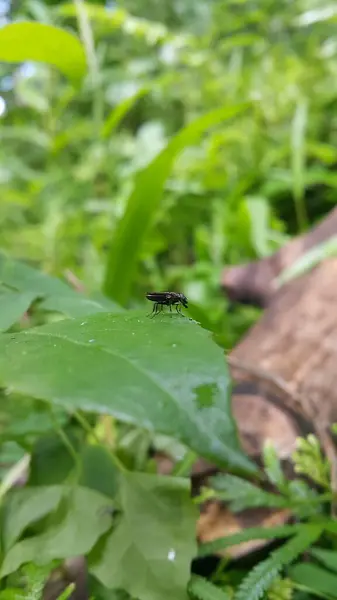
<box><xmin>1</xmin><ymin>0</ymin><xmax>337</xmax><ymax>598</ymax></box>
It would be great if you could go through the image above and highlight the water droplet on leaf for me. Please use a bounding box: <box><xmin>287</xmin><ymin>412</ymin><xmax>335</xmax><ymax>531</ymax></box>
<box><xmin>167</xmin><ymin>549</ymin><xmax>176</xmax><ymax>562</ymax></box>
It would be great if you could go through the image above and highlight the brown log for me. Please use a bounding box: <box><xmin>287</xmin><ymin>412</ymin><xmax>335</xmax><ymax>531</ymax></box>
<box><xmin>229</xmin><ymin>256</ymin><xmax>337</xmax><ymax>477</ymax></box>
<box><xmin>199</xmin><ymin>212</ymin><xmax>337</xmax><ymax>555</ymax></box>
<box><xmin>221</xmin><ymin>206</ymin><xmax>337</xmax><ymax>307</ymax></box>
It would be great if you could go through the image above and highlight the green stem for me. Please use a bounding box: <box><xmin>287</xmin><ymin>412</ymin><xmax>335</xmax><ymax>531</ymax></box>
<box><xmin>49</xmin><ymin>409</ymin><xmax>81</xmax><ymax>479</ymax></box>
<box><xmin>73</xmin><ymin>410</ymin><xmax>127</xmax><ymax>473</ymax></box>
<box><xmin>73</xmin><ymin>0</ymin><xmax>104</xmax><ymax>133</ymax></box>
<box><xmin>172</xmin><ymin>450</ymin><xmax>197</xmax><ymax>477</ymax></box>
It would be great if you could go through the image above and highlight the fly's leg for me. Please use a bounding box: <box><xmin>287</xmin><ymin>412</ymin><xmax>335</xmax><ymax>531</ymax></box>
<box><xmin>149</xmin><ymin>303</ymin><xmax>158</xmax><ymax>318</ymax></box>
<box><xmin>151</xmin><ymin>303</ymin><xmax>164</xmax><ymax>318</ymax></box>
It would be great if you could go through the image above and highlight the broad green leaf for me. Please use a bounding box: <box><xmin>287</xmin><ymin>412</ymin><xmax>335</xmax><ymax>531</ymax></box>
<box><xmin>2</xmin><ymin>486</ymin><xmax>63</xmax><ymax>551</ymax></box>
<box><xmin>40</xmin><ymin>294</ymin><xmax>123</xmax><ymax>318</ymax></box>
<box><xmin>103</xmin><ymin>104</ymin><xmax>249</xmax><ymax>305</ymax></box>
<box><xmin>310</xmin><ymin>547</ymin><xmax>337</xmax><ymax>573</ymax></box>
<box><xmin>0</xmin><ymin>251</ymin><xmax>74</xmax><ymax>297</ymax></box>
<box><xmin>79</xmin><ymin>445</ymin><xmax>120</xmax><ymax>500</ymax></box>
<box><xmin>0</xmin><ymin>23</ymin><xmax>86</xmax><ymax>85</ymax></box>
<box><xmin>90</xmin><ymin>471</ymin><xmax>197</xmax><ymax>600</ymax></box>
<box><xmin>0</xmin><ymin>395</ymin><xmax>67</xmax><ymax>442</ymax></box>
<box><xmin>0</xmin><ymin>312</ymin><xmax>255</xmax><ymax>474</ymax></box>
<box><xmin>290</xmin><ymin>563</ymin><xmax>337</xmax><ymax>599</ymax></box>
<box><xmin>28</xmin><ymin>430</ymin><xmax>84</xmax><ymax>486</ymax></box>
<box><xmin>0</xmin><ymin>252</ymin><xmax>121</xmax><ymax>319</ymax></box>
<box><xmin>0</xmin><ymin>486</ymin><xmax>112</xmax><ymax>577</ymax></box>
<box><xmin>0</xmin><ymin>291</ymin><xmax>37</xmax><ymax>332</ymax></box>
<box><xmin>234</xmin><ymin>525</ymin><xmax>323</xmax><ymax>600</ymax></box>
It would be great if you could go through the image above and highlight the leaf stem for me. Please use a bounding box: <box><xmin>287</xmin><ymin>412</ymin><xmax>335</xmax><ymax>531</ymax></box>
<box><xmin>73</xmin><ymin>410</ymin><xmax>128</xmax><ymax>473</ymax></box>
<box><xmin>172</xmin><ymin>450</ymin><xmax>197</xmax><ymax>477</ymax></box>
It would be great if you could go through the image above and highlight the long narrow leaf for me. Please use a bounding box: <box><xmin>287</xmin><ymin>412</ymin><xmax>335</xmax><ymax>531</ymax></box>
<box><xmin>198</xmin><ymin>524</ymin><xmax>300</xmax><ymax>557</ymax></box>
<box><xmin>291</xmin><ymin>99</ymin><xmax>308</xmax><ymax>231</ymax></box>
<box><xmin>189</xmin><ymin>576</ymin><xmax>231</xmax><ymax>600</ymax></box>
<box><xmin>290</xmin><ymin>563</ymin><xmax>337</xmax><ymax>599</ymax></box>
<box><xmin>101</xmin><ymin>87</ymin><xmax>149</xmax><ymax>139</ymax></box>
<box><xmin>103</xmin><ymin>103</ymin><xmax>249</xmax><ymax>305</ymax></box>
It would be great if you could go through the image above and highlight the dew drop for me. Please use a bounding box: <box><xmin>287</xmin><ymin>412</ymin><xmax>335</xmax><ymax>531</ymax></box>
<box><xmin>172</xmin><ymin>343</ymin><xmax>177</xmax><ymax>348</ymax></box>
<box><xmin>167</xmin><ymin>549</ymin><xmax>176</xmax><ymax>562</ymax></box>
<box><xmin>89</xmin><ymin>339</ymin><xmax>95</xmax><ymax>343</ymax></box>
<box><xmin>80</xmin><ymin>321</ymin><xmax>87</xmax><ymax>326</ymax></box>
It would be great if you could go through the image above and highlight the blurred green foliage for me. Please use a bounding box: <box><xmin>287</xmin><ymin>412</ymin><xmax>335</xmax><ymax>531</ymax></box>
<box><xmin>2</xmin><ymin>0</ymin><xmax>337</xmax><ymax>346</ymax></box>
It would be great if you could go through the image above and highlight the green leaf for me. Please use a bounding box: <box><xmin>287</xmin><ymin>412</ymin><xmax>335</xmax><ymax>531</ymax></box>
<box><xmin>55</xmin><ymin>584</ymin><xmax>75</xmax><ymax>600</ymax></box>
<box><xmin>0</xmin><ymin>252</ymin><xmax>121</xmax><ymax>319</ymax></box>
<box><xmin>0</xmin><ymin>486</ymin><xmax>113</xmax><ymax>577</ymax></box>
<box><xmin>198</xmin><ymin>524</ymin><xmax>300</xmax><ymax>557</ymax></box>
<box><xmin>263</xmin><ymin>441</ymin><xmax>288</xmax><ymax>492</ymax></box>
<box><xmin>0</xmin><ymin>312</ymin><xmax>255</xmax><ymax>473</ymax></box>
<box><xmin>188</xmin><ymin>576</ymin><xmax>231</xmax><ymax>600</ymax></box>
<box><xmin>234</xmin><ymin>525</ymin><xmax>323</xmax><ymax>600</ymax></box>
<box><xmin>102</xmin><ymin>87</ymin><xmax>149</xmax><ymax>139</ymax></box>
<box><xmin>0</xmin><ymin>23</ymin><xmax>86</xmax><ymax>85</ymax></box>
<box><xmin>290</xmin><ymin>563</ymin><xmax>337</xmax><ymax>599</ymax></box>
<box><xmin>0</xmin><ymin>396</ymin><xmax>67</xmax><ymax>442</ymax></box>
<box><xmin>0</xmin><ymin>251</ymin><xmax>74</xmax><ymax>297</ymax></box>
<box><xmin>2</xmin><ymin>486</ymin><xmax>63</xmax><ymax>551</ymax></box>
<box><xmin>28</xmin><ymin>430</ymin><xmax>83</xmax><ymax>486</ymax></box>
<box><xmin>79</xmin><ymin>445</ymin><xmax>120</xmax><ymax>500</ymax></box>
<box><xmin>210</xmin><ymin>474</ymin><xmax>286</xmax><ymax>511</ymax></box>
<box><xmin>310</xmin><ymin>547</ymin><xmax>337</xmax><ymax>573</ymax></box>
<box><xmin>276</xmin><ymin>236</ymin><xmax>337</xmax><ymax>288</ymax></box>
<box><xmin>103</xmin><ymin>103</ymin><xmax>249</xmax><ymax>305</ymax></box>
<box><xmin>90</xmin><ymin>471</ymin><xmax>197</xmax><ymax>600</ymax></box>
<box><xmin>40</xmin><ymin>294</ymin><xmax>124</xmax><ymax>318</ymax></box>
<box><xmin>244</xmin><ymin>196</ymin><xmax>271</xmax><ymax>258</ymax></box>
<box><xmin>0</xmin><ymin>291</ymin><xmax>37</xmax><ymax>332</ymax></box>
<box><xmin>291</xmin><ymin>98</ymin><xmax>308</xmax><ymax>231</ymax></box>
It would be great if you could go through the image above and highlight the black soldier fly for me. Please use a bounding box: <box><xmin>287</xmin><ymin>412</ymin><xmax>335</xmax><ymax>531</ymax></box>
<box><xmin>146</xmin><ymin>292</ymin><xmax>188</xmax><ymax>317</ymax></box>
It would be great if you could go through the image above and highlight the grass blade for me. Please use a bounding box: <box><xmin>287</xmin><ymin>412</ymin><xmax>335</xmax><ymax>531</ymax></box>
<box><xmin>103</xmin><ymin>103</ymin><xmax>249</xmax><ymax>305</ymax></box>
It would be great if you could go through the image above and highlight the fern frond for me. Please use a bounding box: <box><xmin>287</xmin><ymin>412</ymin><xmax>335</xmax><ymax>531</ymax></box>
<box><xmin>209</xmin><ymin>474</ymin><xmax>287</xmax><ymax>512</ymax></box>
<box><xmin>198</xmin><ymin>524</ymin><xmax>301</xmax><ymax>557</ymax></box>
<box><xmin>234</xmin><ymin>525</ymin><xmax>323</xmax><ymax>600</ymax></box>
<box><xmin>188</xmin><ymin>576</ymin><xmax>232</xmax><ymax>600</ymax></box>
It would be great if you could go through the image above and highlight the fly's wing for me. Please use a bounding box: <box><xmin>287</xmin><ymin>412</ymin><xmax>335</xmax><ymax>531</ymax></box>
<box><xmin>146</xmin><ymin>292</ymin><xmax>168</xmax><ymax>303</ymax></box>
